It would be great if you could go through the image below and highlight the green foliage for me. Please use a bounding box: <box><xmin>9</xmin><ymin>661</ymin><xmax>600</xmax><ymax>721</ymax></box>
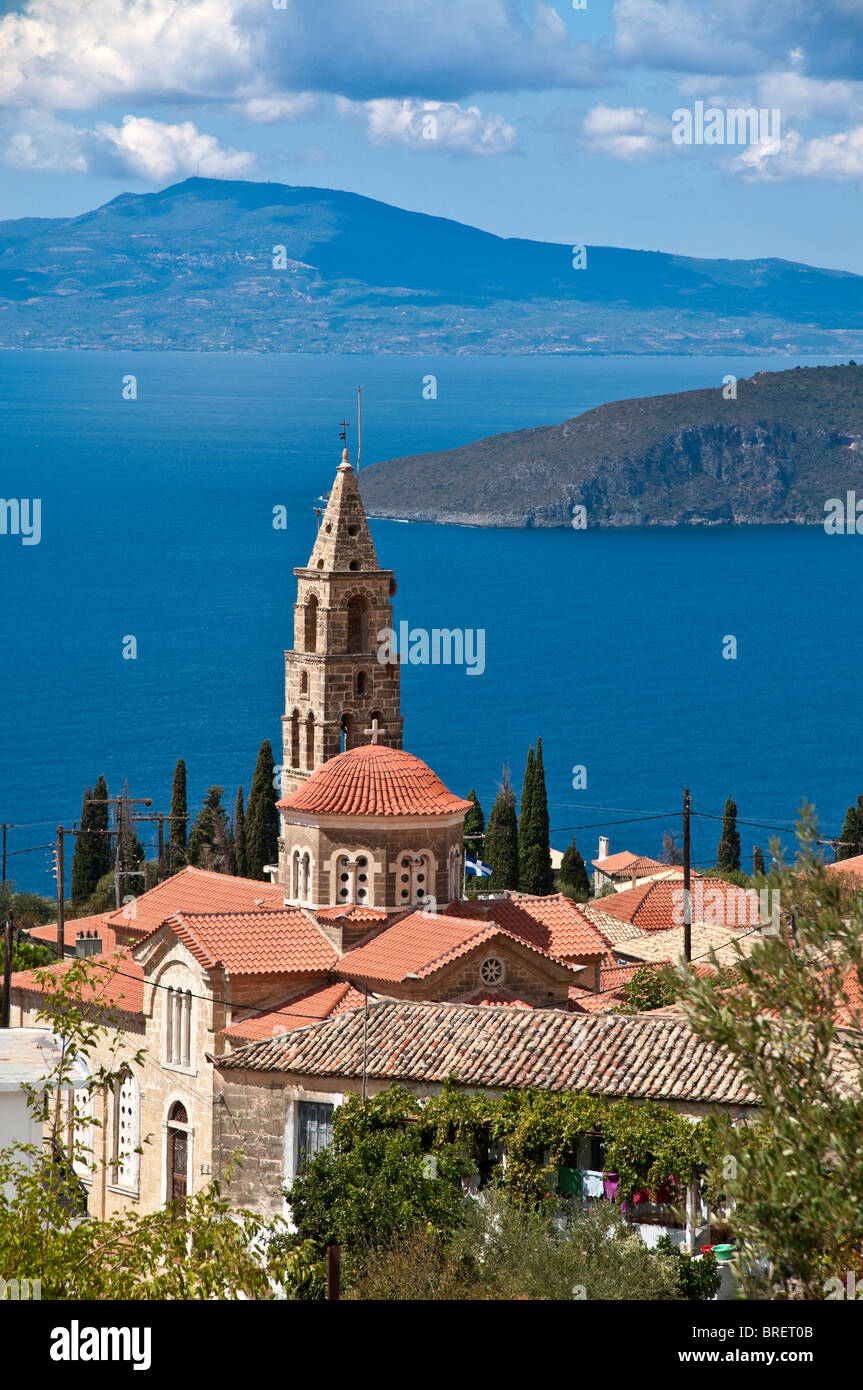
<box><xmin>655</xmin><ymin>1235</ymin><xmax>721</xmax><ymax>1300</ymax></box>
<box><xmin>559</xmin><ymin>839</ymin><xmax>590</xmax><ymax>901</ymax></box>
<box><xmin>463</xmin><ymin>788</ymin><xmax>485</xmax><ymax>861</ymax></box>
<box><xmin>716</xmin><ymin>796</ymin><xmax>741</xmax><ymax>874</ymax></box>
<box><xmin>169</xmin><ymin>758</ymin><xmax>188</xmax><ymax>871</ymax></box>
<box><xmin>674</xmin><ymin>806</ymin><xmax>863</xmax><ymax>1298</ymax></box>
<box><xmin>186</xmin><ymin>786</ymin><xmax>233</xmax><ymax>872</ymax></box>
<box><xmin>0</xmin><ymin>886</ymin><xmax>57</xmax><ymax>933</ymax></box>
<box><xmin>485</xmin><ymin>772</ymin><xmax>519</xmax><ymax>891</ymax></box>
<box><xmin>245</xmin><ymin>740</ymin><xmax>279</xmax><ymax>880</ymax></box>
<box><xmin>837</xmin><ymin>794</ymin><xmax>863</xmax><ymax>860</ymax></box>
<box><xmin>618</xmin><ymin>963</ymin><xmax>674</xmax><ymax>1014</ymax></box>
<box><xmin>0</xmin><ymin>956</ymin><xmax>288</xmax><ymax>1299</ymax></box>
<box><xmin>70</xmin><ymin>786</ymin><xmax>100</xmax><ymax>905</ymax></box>
<box><xmin>234</xmin><ymin>786</ymin><xmax>247</xmax><ymax>879</ymax></box>
<box><xmin>351</xmin><ymin>1194</ymin><xmax>683</xmax><ymax>1302</ymax></box>
<box><xmin>284</xmin><ymin>1091</ymin><xmax>470</xmax><ymax>1263</ymax></box>
<box><xmin>662</xmin><ymin>830</ymin><xmax>683</xmax><ymax>866</ymax></box>
<box><xmin>519</xmin><ymin>739</ymin><xmax>554</xmax><ymax>894</ymax></box>
<box><xmin>752</xmin><ymin>845</ymin><xmax>766</xmax><ymax>877</ymax></box>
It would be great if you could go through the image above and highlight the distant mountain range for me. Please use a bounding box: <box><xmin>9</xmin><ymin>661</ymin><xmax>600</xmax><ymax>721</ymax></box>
<box><xmin>4</xmin><ymin>178</ymin><xmax>863</xmax><ymax>355</ymax></box>
<box><xmin>358</xmin><ymin>363</ymin><xmax>863</xmax><ymax>527</ymax></box>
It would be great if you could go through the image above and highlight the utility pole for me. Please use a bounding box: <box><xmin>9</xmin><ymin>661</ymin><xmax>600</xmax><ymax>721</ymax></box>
<box><xmin>56</xmin><ymin>826</ymin><xmax>65</xmax><ymax>959</ymax></box>
<box><xmin>1</xmin><ymin>823</ymin><xmax>13</xmax><ymax>886</ymax></box>
<box><xmin>683</xmin><ymin>788</ymin><xmax>692</xmax><ymax>965</ymax></box>
<box><xmin>86</xmin><ymin>793</ymin><xmax>152</xmax><ymax>906</ymax></box>
<box><xmin>2</xmin><ymin>910</ymin><xmax>13</xmax><ymax>1028</ymax></box>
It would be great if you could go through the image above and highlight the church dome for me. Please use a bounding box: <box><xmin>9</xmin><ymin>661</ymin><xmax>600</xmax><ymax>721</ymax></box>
<box><xmin>277</xmin><ymin>743</ymin><xmax>472</xmax><ymax>818</ymax></box>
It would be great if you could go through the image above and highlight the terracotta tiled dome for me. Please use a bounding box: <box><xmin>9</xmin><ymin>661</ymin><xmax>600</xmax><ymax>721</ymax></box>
<box><xmin>277</xmin><ymin>743</ymin><xmax>472</xmax><ymax>818</ymax></box>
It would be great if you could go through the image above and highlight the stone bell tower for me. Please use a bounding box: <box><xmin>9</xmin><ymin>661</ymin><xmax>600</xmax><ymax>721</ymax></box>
<box><xmin>280</xmin><ymin>443</ymin><xmax>404</xmax><ymax>799</ymax></box>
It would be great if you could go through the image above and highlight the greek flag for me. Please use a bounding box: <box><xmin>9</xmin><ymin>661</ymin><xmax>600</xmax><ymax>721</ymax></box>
<box><xmin>465</xmin><ymin>856</ymin><xmax>493</xmax><ymax>878</ymax></box>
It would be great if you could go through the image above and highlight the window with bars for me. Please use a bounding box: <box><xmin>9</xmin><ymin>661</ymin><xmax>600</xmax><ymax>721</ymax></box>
<box><xmin>165</xmin><ymin>987</ymin><xmax>192</xmax><ymax>1068</ymax></box>
<box><xmin>297</xmin><ymin>1101</ymin><xmax>334</xmax><ymax>1171</ymax></box>
<box><xmin>110</xmin><ymin>1071</ymin><xmax>140</xmax><ymax>1192</ymax></box>
<box><xmin>69</xmin><ymin>1086</ymin><xmax>95</xmax><ymax>1179</ymax></box>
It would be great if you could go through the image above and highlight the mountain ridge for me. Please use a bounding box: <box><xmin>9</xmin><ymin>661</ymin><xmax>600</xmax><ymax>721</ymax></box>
<box><xmin>3</xmin><ymin>177</ymin><xmax>863</xmax><ymax>354</ymax></box>
<box><xmin>357</xmin><ymin>363</ymin><xmax>863</xmax><ymax>528</ymax></box>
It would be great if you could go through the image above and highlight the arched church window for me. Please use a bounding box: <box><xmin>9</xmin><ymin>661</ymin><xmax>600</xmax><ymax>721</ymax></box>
<box><xmin>290</xmin><ymin>709</ymin><xmax>300</xmax><ymax>767</ymax></box>
<box><xmin>398</xmin><ymin>852</ymin><xmax>431</xmax><ymax>906</ymax></box>
<box><xmin>340</xmin><ymin>712</ymin><xmax>355</xmax><ymax>753</ymax></box>
<box><xmin>346</xmin><ymin>595</ymin><xmax>369</xmax><ymax>653</ymax></box>
<box><xmin>448</xmin><ymin>846</ymin><xmax>462</xmax><ymax>902</ymax></box>
<box><xmin>333</xmin><ymin>852</ymin><xmax>374</xmax><ymax>906</ymax></box>
<box><xmin>356</xmin><ymin>671</ymin><xmax>368</xmax><ymax>697</ymax></box>
<box><xmin>304</xmin><ymin>595</ymin><xmax>318</xmax><ymax>653</ymax></box>
<box><xmin>300</xmin><ymin>670</ymin><xmax>308</xmax><ymax>696</ymax></box>
<box><xmin>305</xmin><ymin>712</ymin><xmax>315</xmax><ymax>770</ymax></box>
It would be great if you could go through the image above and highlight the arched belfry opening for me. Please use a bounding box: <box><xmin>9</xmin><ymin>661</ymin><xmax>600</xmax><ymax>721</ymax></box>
<box><xmin>304</xmin><ymin>595</ymin><xmax>318</xmax><ymax>653</ymax></box>
<box><xmin>346</xmin><ymin>595</ymin><xmax>369</xmax><ymax>653</ymax></box>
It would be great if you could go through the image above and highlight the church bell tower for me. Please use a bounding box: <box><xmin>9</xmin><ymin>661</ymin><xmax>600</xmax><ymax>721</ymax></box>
<box><xmin>280</xmin><ymin>442</ymin><xmax>404</xmax><ymax>799</ymax></box>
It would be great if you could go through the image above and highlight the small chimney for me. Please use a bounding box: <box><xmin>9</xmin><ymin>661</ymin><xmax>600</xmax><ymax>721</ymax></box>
<box><xmin>598</xmin><ymin>836</ymin><xmax>610</xmax><ymax>861</ymax></box>
<box><xmin>630</xmin><ymin>866</ymin><xmax>637</xmax><ymax>889</ymax></box>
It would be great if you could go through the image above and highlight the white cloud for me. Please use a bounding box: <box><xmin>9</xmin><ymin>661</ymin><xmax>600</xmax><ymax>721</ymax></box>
<box><xmin>0</xmin><ymin>0</ymin><xmax>608</xmax><ymax>112</ymax></box>
<box><xmin>336</xmin><ymin>98</ymin><xmax>519</xmax><ymax>157</ymax></box>
<box><xmin>735</xmin><ymin>124</ymin><xmax>863</xmax><ymax>182</ymax></box>
<box><xmin>3</xmin><ymin>111</ymin><xmax>257</xmax><ymax>180</ymax></box>
<box><xmin>236</xmin><ymin>93</ymin><xmax>321</xmax><ymax>124</ymax></box>
<box><xmin>580</xmin><ymin>103</ymin><xmax>670</xmax><ymax>160</ymax></box>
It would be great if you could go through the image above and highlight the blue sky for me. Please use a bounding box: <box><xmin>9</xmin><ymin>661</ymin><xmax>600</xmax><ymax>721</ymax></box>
<box><xmin>2</xmin><ymin>0</ymin><xmax>863</xmax><ymax>271</ymax></box>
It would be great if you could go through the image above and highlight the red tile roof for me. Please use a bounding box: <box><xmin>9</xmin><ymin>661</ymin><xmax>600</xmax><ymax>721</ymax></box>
<box><xmin>458</xmin><ymin>987</ymin><xmax>535</xmax><ymax>1008</ymax></box>
<box><xmin>106</xmin><ymin>867</ymin><xmax>285</xmax><ymax>937</ymax></box>
<box><xmin>11</xmin><ymin>949</ymin><xmax>144</xmax><ymax>1016</ymax></box>
<box><xmin>223</xmin><ymin>980</ymin><xmax>365</xmax><ymax>1041</ymax></box>
<box><xmin>218</xmin><ymin>1000</ymin><xmax>758</xmax><ymax>1105</ymax></box>
<box><xmin>152</xmin><ymin>910</ymin><xmax>338</xmax><ymax>976</ymax></box>
<box><xmin>337</xmin><ymin>910</ymin><xmax>580</xmax><ymax>985</ymax></box>
<box><xmin>444</xmin><ymin>893</ymin><xmax>608</xmax><ymax>961</ymax></box>
<box><xmin>29</xmin><ymin>912</ymin><xmax>123</xmax><ymax>955</ymax></box>
<box><xmin>593</xmin><ymin>852</ymin><xmax>669</xmax><ymax>878</ymax></box>
<box><xmin>590</xmin><ymin>876</ymin><xmax>766</xmax><ymax>936</ymax></box>
<box><xmin>827</xmin><ymin>854</ymin><xmax>863</xmax><ymax>882</ymax></box>
<box><xmin>315</xmin><ymin>905</ymin><xmax>389</xmax><ymax>924</ymax></box>
<box><xmin>277</xmin><ymin>743</ymin><xmax>473</xmax><ymax>818</ymax></box>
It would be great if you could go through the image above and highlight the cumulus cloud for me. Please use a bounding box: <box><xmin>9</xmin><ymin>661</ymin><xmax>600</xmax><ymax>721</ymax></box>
<box><xmin>734</xmin><ymin>123</ymin><xmax>863</xmax><ymax>182</ymax></box>
<box><xmin>236</xmin><ymin>92</ymin><xmax>321</xmax><ymax>124</ymax></box>
<box><xmin>336</xmin><ymin>98</ymin><xmax>519</xmax><ymax>157</ymax></box>
<box><xmin>612</xmin><ymin>0</ymin><xmax>863</xmax><ymax>82</ymax></box>
<box><xmin>0</xmin><ymin>0</ymin><xmax>608</xmax><ymax>111</ymax></box>
<box><xmin>580</xmin><ymin>103</ymin><xmax>670</xmax><ymax>160</ymax></box>
<box><xmin>3</xmin><ymin>111</ymin><xmax>257</xmax><ymax>179</ymax></box>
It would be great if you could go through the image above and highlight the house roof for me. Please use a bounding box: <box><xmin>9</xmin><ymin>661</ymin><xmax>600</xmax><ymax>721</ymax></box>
<box><xmin>336</xmin><ymin>910</ymin><xmax>581</xmax><ymax>985</ymax></box>
<box><xmin>11</xmin><ymin>949</ymin><xmax>145</xmax><ymax>1016</ymax></box>
<box><xmin>223</xmin><ymin>980</ymin><xmax>365</xmax><ymax>1041</ymax></box>
<box><xmin>314</xmin><ymin>905</ymin><xmax>389</xmax><ymax>925</ymax></box>
<box><xmin>444</xmin><ymin>893</ymin><xmax>608</xmax><ymax>961</ymax></box>
<box><xmin>147</xmin><ymin>910</ymin><xmax>338</xmax><ymax>976</ymax></box>
<box><xmin>826</xmin><ymin>854</ymin><xmax>863</xmax><ymax>882</ymax></box>
<box><xmin>105</xmin><ymin>866</ymin><xmax>285</xmax><ymax>937</ymax></box>
<box><xmin>0</xmin><ymin>1029</ymin><xmax>91</xmax><ymax>1090</ymax></box>
<box><xmin>617</xmin><ymin>921</ymin><xmax>763</xmax><ymax>968</ymax></box>
<box><xmin>568</xmin><ymin>985</ymin><xmax>624</xmax><ymax>1014</ymax></box>
<box><xmin>589</xmin><ymin>875</ymin><xmax>767</xmax><ymax>939</ymax></box>
<box><xmin>217</xmin><ymin>999</ymin><xmax>758</xmax><ymax>1105</ymax></box>
<box><xmin>592</xmin><ymin>852</ymin><xmax>669</xmax><ymax>879</ymax></box>
<box><xmin>277</xmin><ymin>743</ymin><xmax>473</xmax><ymax>818</ymax></box>
<box><xmin>29</xmin><ymin>912</ymin><xmax>121</xmax><ymax>954</ymax></box>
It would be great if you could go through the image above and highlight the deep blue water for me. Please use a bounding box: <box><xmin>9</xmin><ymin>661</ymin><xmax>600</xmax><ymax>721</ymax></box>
<box><xmin>1</xmin><ymin>349</ymin><xmax>859</xmax><ymax>895</ymax></box>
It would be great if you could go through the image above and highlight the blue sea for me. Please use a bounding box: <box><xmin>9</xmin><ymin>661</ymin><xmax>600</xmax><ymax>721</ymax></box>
<box><xmin>1</xmin><ymin>349</ymin><xmax>859</xmax><ymax>894</ymax></box>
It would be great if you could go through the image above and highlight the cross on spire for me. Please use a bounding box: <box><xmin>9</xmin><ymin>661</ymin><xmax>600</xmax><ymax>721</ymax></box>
<box><xmin>339</xmin><ymin>419</ymin><xmax>349</xmax><ymax>443</ymax></box>
<box><xmin>364</xmin><ymin>717</ymin><xmax>386</xmax><ymax>745</ymax></box>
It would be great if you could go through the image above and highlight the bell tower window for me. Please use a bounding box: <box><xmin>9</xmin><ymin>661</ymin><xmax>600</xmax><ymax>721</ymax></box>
<box><xmin>346</xmin><ymin>595</ymin><xmax>369</xmax><ymax>653</ymax></box>
<box><xmin>333</xmin><ymin>852</ymin><xmax>374</xmax><ymax>905</ymax></box>
<box><xmin>398</xmin><ymin>852</ymin><xmax>432</xmax><ymax>906</ymax></box>
<box><xmin>304</xmin><ymin>595</ymin><xmax>318</xmax><ymax>653</ymax></box>
<box><xmin>300</xmin><ymin>670</ymin><xmax>308</xmax><ymax>696</ymax></box>
<box><xmin>305</xmin><ymin>711</ymin><xmax>315</xmax><ymax>770</ymax></box>
<box><xmin>356</xmin><ymin>671</ymin><xmax>368</xmax><ymax>697</ymax></box>
<box><xmin>290</xmin><ymin>709</ymin><xmax>300</xmax><ymax>767</ymax></box>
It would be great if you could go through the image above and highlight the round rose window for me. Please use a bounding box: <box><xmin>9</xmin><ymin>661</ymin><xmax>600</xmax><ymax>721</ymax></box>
<box><xmin>480</xmin><ymin>957</ymin><xmax>504</xmax><ymax>986</ymax></box>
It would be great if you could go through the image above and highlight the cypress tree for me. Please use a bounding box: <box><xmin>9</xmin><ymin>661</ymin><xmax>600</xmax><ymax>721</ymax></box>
<box><xmin>463</xmin><ymin>789</ymin><xmax>485</xmax><ymax>862</ymax></box>
<box><xmin>717</xmin><ymin>797</ymin><xmax>741</xmax><ymax>874</ymax></box>
<box><xmin>70</xmin><ymin>786</ymin><xmax>101</xmax><ymax>905</ymax></box>
<box><xmin>520</xmin><ymin>737</ymin><xmax>554</xmax><ymax>894</ymax></box>
<box><xmin>169</xmin><ymin>759</ymin><xmax>188</xmax><ymax>872</ymax></box>
<box><xmin>518</xmin><ymin>747</ymin><xmax>535</xmax><ymax>848</ymax></box>
<box><xmin>187</xmin><ymin>787</ymin><xmax>231</xmax><ymax>871</ymax></box>
<box><xmin>753</xmin><ymin>845</ymin><xmax>766</xmax><ymax>877</ymax></box>
<box><xmin>245</xmin><ymin>740</ymin><xmax>279</xmax><ymax>880</ymax></box>
<box><xmin>837</xmin><ymin>794</ymin><xmax>863</xmax><ymax>860</ymax></box>
<box><xmin>234</xmin><ymin>786</ymin><xmax>247</xmax><ymax>878</ymax></box>
<box><xmin>485</xmin><ymin>773</ymin><xmax>519</xmax><ymax>891</ymax></box>
<box><xmin>559</xmin><ymin>839</ymin><xmax>590</xmax><ymax>901</ymax></box>
<box><xmin>90</xmin><ymin>775</ymin><xmax>112</xmax><ymax>882</ymax></box>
